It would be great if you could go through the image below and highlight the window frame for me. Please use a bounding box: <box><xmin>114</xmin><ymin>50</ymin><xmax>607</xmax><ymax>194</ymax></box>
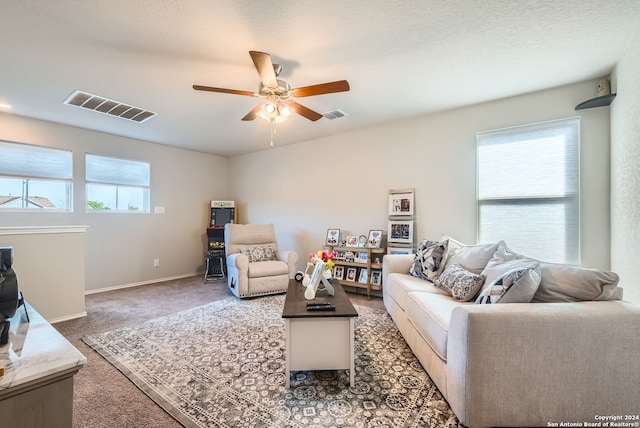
<box><xmin>0</xmin><ymin>140</ymin><xmax>73</xmax><ymax>212</ymax></box>
<box><xmin>85</xmin><ymin>153</ymin><xmax>150</xmax><ymax>213</ymax></box>
<box><xmin>476</xmin><ymin>117</ymin><xmax>580</xmax><ymax>264</ymax></box>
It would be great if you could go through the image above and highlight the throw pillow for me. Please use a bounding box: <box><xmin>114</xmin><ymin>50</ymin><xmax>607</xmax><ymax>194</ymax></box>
<box><xmin>443</xmin><ymin>236</ymin><xmax>505</xmax><ymax>272</ymax></box>
<box><xmin>409</xmin><ymin>238</ymin><xmax>448</xmax><ymax>281</ymax></box>
<box><xmin>475</xmin><ymin>264</ymin><xmax>541</xmax><ymax>304</ymax></box>
<box><xmin>240</xmin><ymin>246</ymin><xmax>276</xmax><ymax>263</ymax></box>
<box><xmin>480</xmin><ymin>247</ymin><xmax>540</xmax><ymax>289</ymax></box>
<box><xmin>532</xmin><ymin>262</ymin><xmax>621</xmax><ymax>302</ymax></box>
<box><xmin>435</xmin><ymin>263</ymin><xmax>486</xmax><ymax>302</ymax></box>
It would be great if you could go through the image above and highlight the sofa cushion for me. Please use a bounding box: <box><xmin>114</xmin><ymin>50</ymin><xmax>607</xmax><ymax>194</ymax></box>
<box><xmin>409</xmin><ymin>238</ymin><xmax>448</xmax><ymax>281</ymax></box>
<box><xmin>476</xmin><ymin>264</ymin><xmax>542</xmax><ymax>304</ymax></box>
<box><xmin>405</xmin><ymin>291</ymin><xmax>471</xmax><ymax>361</ymax></box>
<box><xmin>532</xmin><ymin>262</ymin><xmax>621</xmax><ymax>302</ymax></box>
<box><xmin>240</xmin><ymin>246</ymin><xmax>276</xmax><ymax>263</ymax></box>
<box><xmin>435</xmin><ymin>263</ymin><xmax>486</xmax><ymax>302</ymax></box>
<box><xmin>386</xmin><ymin>272</ymin><xmax>449</xmax><ymax>310</ymax></box>
<box><xmin>443</xmin><ymin>237</ymin><xmax>504</xmax><ymax>271</ymax></box>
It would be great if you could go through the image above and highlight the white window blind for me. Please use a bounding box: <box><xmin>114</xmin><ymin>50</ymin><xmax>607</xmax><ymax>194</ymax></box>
<box><xmin>0</xmin><ymin>140</ymin><xmax>72</xmax><ymax>210</ymax></box>
<box><xmin>0</xmin><ymin>140</ymin><xmax>72</xmax><ymax>180</ymax></box>
<box><xmin>477</xmin><ymin>117</ymin><xmax>580</xmax><ymax>264</ymax></box>
<box><xmin>86</xmin><ymin>154</ymin><xmax>150</xmax><ymax>212</ymax></box>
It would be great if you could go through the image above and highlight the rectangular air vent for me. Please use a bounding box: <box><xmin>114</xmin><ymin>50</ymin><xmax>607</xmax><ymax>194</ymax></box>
<box><xmin>323</xmin><ymin>109</ymin><xmax>347</xmax><ymax>120</ymax></box>
<box><xmin>64</xmin><ymin>90</ymin><xmax>157</xmax><ymax>123</ymax></box>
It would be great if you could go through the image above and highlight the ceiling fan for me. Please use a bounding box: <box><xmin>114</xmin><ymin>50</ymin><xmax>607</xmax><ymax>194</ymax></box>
<box><xmin>193</xmin><ymin>51</ymin><xmax>350</xmax><ymax>123</ymax></box>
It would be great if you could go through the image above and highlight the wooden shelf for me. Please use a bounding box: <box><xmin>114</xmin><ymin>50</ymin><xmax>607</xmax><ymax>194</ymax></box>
<box><xmin>328</xmin><ymin>246</ymin><xmax>385</xmax><ymax>299</ymax></box>
<box><xmin>575</xmin><ymin>93</ymin><xmax>616</xmax><ymax>110</ymax></box>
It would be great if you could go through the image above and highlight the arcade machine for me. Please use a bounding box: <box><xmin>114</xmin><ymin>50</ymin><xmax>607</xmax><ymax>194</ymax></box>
<box><xmin>204</xmin><ymin>201</ymin><xmax>237</xmax><ymax>282</ymax></box>
<box><xmin>0</xmin><ymin>246</ymin><xmax>29</xmax><ymax>346</ymax></box>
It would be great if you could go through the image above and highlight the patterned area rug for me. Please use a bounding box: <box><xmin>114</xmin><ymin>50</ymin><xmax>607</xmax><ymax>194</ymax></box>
<box><xmin>83</xmin><ymin>295</ymin><xmax>461</xmax><ymax>428</ymax></box>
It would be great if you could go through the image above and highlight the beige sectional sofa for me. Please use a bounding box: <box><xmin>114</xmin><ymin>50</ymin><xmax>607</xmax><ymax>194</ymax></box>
<box><xmin>382</xmin><ymin>238</ymin><xmax>640</xmax><ymax>428</ymax></box>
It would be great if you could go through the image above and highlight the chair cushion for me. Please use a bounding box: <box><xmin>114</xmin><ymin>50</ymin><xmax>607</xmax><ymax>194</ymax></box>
<box><xmin>247</xmin><ymin>260</ymin><xmax>289</xmax><ymax>278</ymax></box>
<box><xmin>405</xmin><ymin>291</ymin><xmax>471</xmax><ymax>361</ymax></box>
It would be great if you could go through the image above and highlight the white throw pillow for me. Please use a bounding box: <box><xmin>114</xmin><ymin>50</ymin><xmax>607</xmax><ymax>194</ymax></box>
<box><xmin>443</xmin><ymin>236</ymin><xmax>504</xmax><ymax>272</ymax></box>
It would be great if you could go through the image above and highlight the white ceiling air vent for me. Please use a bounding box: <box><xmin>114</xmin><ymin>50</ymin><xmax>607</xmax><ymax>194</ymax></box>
<box><xmin>63</xmin><ymin>90</ymin><xmax>157</xmax><ymax>123</ymax></box>
<box><xmin>323</xmin><ymin>109</ymin><xmax>347</xmax><ymax>120</ymax></box>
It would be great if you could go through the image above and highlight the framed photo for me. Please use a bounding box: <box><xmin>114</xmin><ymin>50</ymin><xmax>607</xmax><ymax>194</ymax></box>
<box><xmin>358</xmin><ymin>268</ymin><xmax>368</xmax><ymax>284</ymax></box>
<box><xmin>387</xmin><ymin>246</ymin><xmax>414</xmax><ymax>255</ymax></box>
<box><xmin>388</xmin><ymin>192</ymin><xmax>414</xmax><ymax>216</ymax></box>
<box><xmin>367</xmin><ymin>229</ymin><xmax>383</xmax><ymax>248</ymax></box>
<box><xmin>355</xmin><ymin>251</ymin><xmax>368</xmax><ymax>263</ymax></box>
<box><xmin>344</xmin><ymin>251</ymin><xmax>355</xmax><ymax>262</ymax></box>
<box><xmin>345</xmin><ymin>235</ymin><xmax>359</xmax><ymax>247</ymax></box>
<box><xmin>388</xmin><ymin>220</ymin><xmax>413</xmax><ymax>243</ymax></box>
<box><xmin>371</xmin><ymin>270</ymin><xmax>382</xmax><ymax>286</ymax></box>
<box><xmin>333</xmin><ymin>265</ymin><xmax>344</xmax><ymax>280</ymax></box>
<box><xmin>346</xmin><ymin>267</ymin><xmax>357</xmax><ymax>282</ymax></box>
<box><xmin>325</xmin><ymin>229</ymin><xmax>340</xmax><ymax>246</ymax></box>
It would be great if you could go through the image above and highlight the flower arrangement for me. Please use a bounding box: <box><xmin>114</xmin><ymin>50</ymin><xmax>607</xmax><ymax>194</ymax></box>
<box><xmin>308</xmin><ymin>249</ymin><xmax>336</xmax><ymax>270</ymax></box>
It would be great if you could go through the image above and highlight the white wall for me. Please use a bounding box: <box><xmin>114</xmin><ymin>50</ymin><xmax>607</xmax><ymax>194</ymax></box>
<box><xmin>229</xmin><ymin>79</ymin><xmax>611</xmax><ymax>273</ymax></box>
<box><xmin>0</xmin><ymin>113</ymin><xmax>229</xmax><ymax>293</ymax></box>
<box><xmin>610</xmin><ymin>29</ymin><xmax>640</xmax><ymax>303</ymax></box>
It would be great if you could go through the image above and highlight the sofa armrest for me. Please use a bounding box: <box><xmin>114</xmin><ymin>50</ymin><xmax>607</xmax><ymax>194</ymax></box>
<box><xmin>382</xmin><ymin>254</ymin><xmax>413</xmax><ymax>284</ymax></box>
<box><xmin>278</xmin><ymin>250</ymin><xmax>299</xmax><ymax>278</ymax></box>
<box><xmin>447</xmin><ymin>301</ymin><xmax>640</xmax><ymax>428</ymax></box>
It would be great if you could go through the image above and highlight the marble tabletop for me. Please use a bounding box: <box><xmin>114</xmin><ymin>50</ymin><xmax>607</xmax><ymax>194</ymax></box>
<box><xmin>0</xmin><ymin>302</ymin><xmax>86</xmax><ymax>392</ymax></box>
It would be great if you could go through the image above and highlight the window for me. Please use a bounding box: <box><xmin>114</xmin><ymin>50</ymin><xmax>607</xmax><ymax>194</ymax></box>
<box><xmin>0</xmin><ymin>141</ymin><xmax>73</xmax><ymax>211</ymax></box>
<box><xmin>477</xmin><ymin>117</ymin><xmax>580</xmax><ymax>264</ymax></box>
<box><xmin>86</xmin><ymin>154</ymin><xmax>150</xmax><ymax>212</ymax></box>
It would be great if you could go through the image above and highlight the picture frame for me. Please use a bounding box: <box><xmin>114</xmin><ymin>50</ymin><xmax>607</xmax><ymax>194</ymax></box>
<box><xmin>388</xmin><ymin>192</ymin><xmax>414</xmax><ymax>216</ymax></box>
<box><xmin>358</xmin><ymin>268</ymin><xmax>368</xmax><ymax>284</ymax></box>
<box><xmin>387</xmin><ymin>246</ymin><xmax>414</xmax><ymax>255</ymax></box>
<box><xmin>325</xmin><ymin>229</ymin><xmax>340</xmax><ymax>246</ymax></box>
<box><xmin>366</xmin><ymin>229</ymin><xmax>383</xmax><ymax>248</ymax></box>
<box><xmin>346</xmin><ymin>267</ymin><xmax>357</xmax><ymax>282</ymax></box>
<box><xmin>388</xmin><ymin>220</ymin><xmax>413</xmax><ymax>243</ymax></box>
<box><xmin>371</xmin><ymin>270</ymin><xmax>382</xmax><ymax>286</ymax></box>
<box><xmin>345</xmin><ymin>235</ymin><xmax>359</xmax><ymax>247</ymax></box>
<box><xmin>355</xmin><ymin>251</ymin><xmax>368</xmax><ymax>263</ymax></box>
<box><xmin>333</xmin><ymin>265</ymin><xmax>344</xmax><ymax>280</ymax></box>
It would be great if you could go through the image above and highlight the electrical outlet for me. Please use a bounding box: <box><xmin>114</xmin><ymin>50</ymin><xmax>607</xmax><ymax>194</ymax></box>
<box><xmin>153</xmin><ymin>259</ymin><xmax>160</xmax><ymax>267</ymax></box>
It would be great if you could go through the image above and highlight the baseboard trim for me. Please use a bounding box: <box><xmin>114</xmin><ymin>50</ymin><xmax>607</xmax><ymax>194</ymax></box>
<box><xmin>49</xmin><ymin>311</ymin><xmax>88</xmax><ymax>324</ymax></box>
<box><xmin>85</xmin><ymin>273</ymin><xmax>202</xmax><ymax>296</ymax></box>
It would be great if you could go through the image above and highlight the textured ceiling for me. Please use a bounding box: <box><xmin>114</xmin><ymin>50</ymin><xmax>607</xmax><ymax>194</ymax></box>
<box><xmin>1</xmin><ymin>0</ymin><xmax>639</xmax><ymax>157</ymax></box>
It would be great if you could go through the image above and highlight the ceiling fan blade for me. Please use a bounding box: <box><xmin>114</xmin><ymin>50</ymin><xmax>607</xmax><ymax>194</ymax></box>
<box><xmin>193</xmin><ymin>85</ymin><xmax>256</xmax><ymax>97</ymax></box>
<box><xmin>292</xmin><ymin>80</ymin><xmax>350</xmax><ymax>98</ymax></box>
<box><xmin>288</xmin><ymin>101</ymin><xmax>323</xmax><ymax>121</ymax></box>
<box><xmin>249</xmin><ymin>51</ymin><xmax>279</xmax><ymax>88</ymax></box>
<box><xmin>241</xmin><ymin>104</ymin><xmax>263</xmax><ymax>121</ymax></box>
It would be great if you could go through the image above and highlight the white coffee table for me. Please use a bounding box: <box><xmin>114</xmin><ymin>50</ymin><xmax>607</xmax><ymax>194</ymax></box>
<box><xmin>281</xmin><ymin>279</ymin><xmax>358</xmax><ymax>388</ymax></box>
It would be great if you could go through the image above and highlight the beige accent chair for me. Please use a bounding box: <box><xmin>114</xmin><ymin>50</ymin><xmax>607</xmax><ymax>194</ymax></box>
<box><xmin>224</xmin><ymin>223</ymin><xmax>298</xmax><ymax>298</ymax></box>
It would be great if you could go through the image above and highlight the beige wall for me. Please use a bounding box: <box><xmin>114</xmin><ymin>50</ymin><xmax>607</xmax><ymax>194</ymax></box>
<box><xmin>0</xmin><ymin>226</ymin><xmax>86</xmax><ymax>321</ymax></box>
<box><xmin>0</xmin><ymin>75</ymin><xmax>623</xmax><ymax>309</ymax></box>
<box><xmin>611</xmin><ymin>29</ymin><xmax>640</xmax><ymax>304</ymax></box>
<box><xmin>229</xmin><ymin>79</ymin><xmax>612</xmax><ymax>273</ymax></box>
<box><xmin>0</xmin><ymin>113</ymin><xmax>229</xmax><ymax>294</ymax></box>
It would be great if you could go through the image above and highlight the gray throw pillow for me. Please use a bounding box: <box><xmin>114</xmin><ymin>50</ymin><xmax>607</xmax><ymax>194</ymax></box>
<box><xmin>435</xmin><ymin>263</ymin><xmax>486</xmax><ymax>302</ymax></box>
<box><xmin>240</xmin><ymin>246</ymin><xmax>276</xmax><ymax>263</ymax></box>
<box><xmin>409</xmin><ymin>238</ymin><xmax>448</xmax><ymax>281</ymax></box>
<box><xmin>476</xmin><ymin>264</ymin><xmax>541</xmax><ymax>304</ymax></box>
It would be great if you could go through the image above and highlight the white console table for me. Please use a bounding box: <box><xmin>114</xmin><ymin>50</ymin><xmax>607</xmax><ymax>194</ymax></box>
<box><xmin>0</xmin><ymin>302</ymin><xmax>86</xmax><ymax>427</ymax></box>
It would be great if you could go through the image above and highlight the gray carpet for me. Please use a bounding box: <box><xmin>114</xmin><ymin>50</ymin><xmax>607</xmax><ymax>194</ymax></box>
<box><xmin>83</xmin><ymin>294</ymin><xmax>461</xmax><ymax>427</ymax></box>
